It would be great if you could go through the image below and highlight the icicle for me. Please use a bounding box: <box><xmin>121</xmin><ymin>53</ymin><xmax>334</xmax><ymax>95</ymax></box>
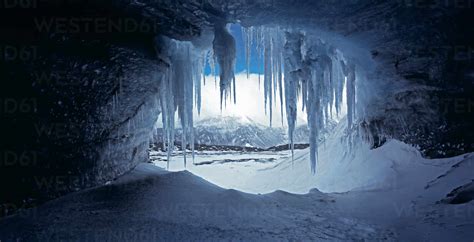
<box><xmin>159</xmin><ymin>67</ymin><xmax>174</xmax><ymax>169</ymax></box>
<box><xmin>332</xmin><ymin>50</ymin><xmax>345</xmax><ymax>116</ymax></box>
<box><xmin>208</xmin><ymin>49</ymin><xmax>216</xmax><ymax>83</ymax></box>
<box><xmin>213</xmin><ymin>22</ymin><xmax>236</xmax><ymax>109</ymax></box>
<box><xmin>157</xmin><ymin>36</ymin><xmax>211</xmax><ymax>168</ymax></box>
<box><xmin>282</xmin><ymin>31</ymin><xmax>304</xmax><ymax>163</ymax></box>
<box><xmin>341</xmin><ymin>60</ymin><xmax>356</xmax><ymax>128</ymax></box>
<box><xmin>307</xmin><ymin>67</ymin><xmax>322</xmax><ymax>174</ymax></box>
<box><xmin>271</xmin><ymin>30</ymin><xmax>278</xmax><ymax>115</ymax></box>
<box><xmin>213</xmin><ymin>54</ymin><xmax>218</xmax><ymax>85</ymax></box>
<box><xmin>233</xmin><ymin>75</ymin><xmax>237</xmax><ymax>104</ymax></box>
<box><xmin>277</xmin><ymin>52</ymin><xmax>284</xmax><ymax>126</ymax></box>
<box><xmin>255</xmin><ymin>26</ymin><xmax>263</xmax><ymax>87</ymax></box>
<box><xmin>242</xmin><ymin>26</ymin><xmax>252</xmax><ymax>79</ymax></box>
<box><xmin>263</xmin><ymin>32</ymin><xmax>273</xmax><ymax>126</ymax></box>
<box><xmin>203</xmin><ymin>51</ymin><xmax>208</xmax><ymax>86</ymax></box>
<box><xmin>194</xmin><ymin>52</ymin><xmax>203</xmax><ymax>115</ymax></box>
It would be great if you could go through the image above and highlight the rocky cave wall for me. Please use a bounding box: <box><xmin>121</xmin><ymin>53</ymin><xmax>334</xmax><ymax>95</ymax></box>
<box><xmin>1</xmin><ymin>0</ymin><xmax>473</xmax><ymax>214</ymax></box>
<box><xmin>0</xmin><ymin>0</ymin><xmax>168</xmax><ymax>214</ymax></box>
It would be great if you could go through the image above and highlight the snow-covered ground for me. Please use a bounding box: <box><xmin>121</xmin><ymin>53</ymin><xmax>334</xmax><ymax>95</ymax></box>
<box><xmin>1</xmin><ymin>121</ymin><xmax>472</xmax><ymax>241</ymax></box>
<box><xmin>150</xmin><ymin>149</ymin><xmax>290</xmax><ymax>191</ymax></box>
<box><xmin>152</xmin><ymin>120</ymin><xmax>472</xmax><ymax>195</ymax></box>
<box><xmin>148</xmin><ymin>120</ymin><xmax>474</xmax><ymax>241</ymax></box>
<box><xmin>0</xmin><ymin>163</ymin><xmax>396</xmax><ymax>241</ymax></box>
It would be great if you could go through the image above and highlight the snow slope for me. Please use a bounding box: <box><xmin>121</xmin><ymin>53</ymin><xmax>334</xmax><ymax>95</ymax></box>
<box><xmin>1</xmin><ymin>131</ymin><xmax>473</xmax><ymax>241</ymax></box>
<box><xmin>0</xmin><ymin>164</ymin><xmax>394</xmax><ymax>241</ymax></box>
<box><xmin>155</xmin><ymin>120</ymin><xmax>472</xmax><ymax>196</ymax></box>
<box><xmin>1</xmin><ymin>119</ymin><xmax>473</xmax><ymax>241</ymax></box>
<box><xmin>152</xmin><ymin>120</ymin><xmax>474</xmax><ymax>241</ymax></box>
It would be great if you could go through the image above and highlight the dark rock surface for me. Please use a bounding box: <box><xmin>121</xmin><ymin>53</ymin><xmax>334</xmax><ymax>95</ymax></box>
<box><xmin>1</xmin><ymin>0</ymin><xmax>165</xmax><ymax>214</ymax></box>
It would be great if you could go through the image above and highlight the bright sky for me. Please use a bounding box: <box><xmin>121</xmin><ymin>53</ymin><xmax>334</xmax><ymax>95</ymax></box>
<box><xmin>197</xmin><ymin>73</ymin><xmax>307</xmax><ymax>127</ymax></box>
<box><xmin>198</xmin><ymin>24</ymin><xmax>307</xmax><ymax>127</ymax></box>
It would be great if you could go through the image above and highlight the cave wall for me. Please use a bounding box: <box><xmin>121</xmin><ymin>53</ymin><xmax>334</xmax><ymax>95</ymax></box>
<box><xmin>0</xmin><ymin>1</ymin><xmax>167</xmax><ymax>215</ymax></box>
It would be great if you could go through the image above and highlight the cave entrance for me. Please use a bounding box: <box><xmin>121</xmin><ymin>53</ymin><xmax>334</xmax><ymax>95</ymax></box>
<box><xmin>148</xmin><ymin>23</ymin><xmax>351</xmax><ymax>194</ymax></box>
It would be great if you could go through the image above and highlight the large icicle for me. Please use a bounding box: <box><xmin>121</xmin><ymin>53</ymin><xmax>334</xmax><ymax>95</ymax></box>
<box><xmin>263</xmin><ymin>32</ymin><xmax>273</xmax><ymax>125</ymax></box>
<box><xmin>213</xmin><ymin>22</ymin><xmax>237</xmax><ymax>108</ymax></box>
<box><xmin>157</xmin><ymin>37</ymin><xmax>206</xmax><ymax>169</ymax></box>
<box><xmin>277</xmin><ymin>51</ymin><xmax>284</xmax><ymax>126</ymax></box>
<box><xmin>159</xmin><ymin>66</ymin><xmax>176</xmax><ymax>170</ymax></box>
<box><xmin>282</xmin><ymin>31</ymin><xmax>304</xmax><ymax>162</ymax></box>
<box><xmin>341</xmin><ymin>60</ymin><xmax>356</xmax><ymax>128</ymax></box>
<box><xmin>257</xmin><ymin>27</ymin><xmax>286</xmax><ymax>127</ymax></box>
<box><xmin>305</xmin><ymin>43</ymin><xmax>328</xmax><ymax>173</ymax></box>
<box><xmin>242</xmin><ymin>26</ymin><xmax>252</xmax><ymax>79</ymax></box>
<box><xmin>171</xmin><ymin>41</ymin><xmax>192</xmax><ymax>168</ymax></box>
<box><xmin>194</xmin><ymin>54</ymin><xmax>203</xmax><ymax>116</ymax></box>
<box><xmin>306</xmin><ymin>67</ymin><xmax>322</xmax><ymax>174</ymax></box>
<box><xmin>279</xmin><ymin>30</ymin><xmax>358</xmax><ymax>173</ymax></box>
<box><xmin>332</xmin><ymin>49</ymin><xmax>345</xmax><ymax>116</ymax></box>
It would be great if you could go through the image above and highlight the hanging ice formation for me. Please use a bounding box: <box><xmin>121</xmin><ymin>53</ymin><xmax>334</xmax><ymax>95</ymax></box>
<box><xmin>341</xmin><ymin>60</ymin><xmax>356</xmax><ymax>129</ymax></box>
<box><xmin>213</xmin><ymin>22</ymin><xmax>237</xmax><ymax>108</ymax></box>
<box><xmin>282</xmin><ymin>31</ymin><xmax>304</xmax><ymax>162</ymax></box>
<box><xmin>158</xmin><ymin>38</ymin><xmax>205</xmax><ymax>168</ymax></box>
<box><xmin>157</xmin><ymin>23</ymin><xmax>356</xmax><ymax>174</ymax></box>
<box><xmin>240</xmin><ymin>26</ymin><xmax>355</xmax><ymax>173</ymax></box>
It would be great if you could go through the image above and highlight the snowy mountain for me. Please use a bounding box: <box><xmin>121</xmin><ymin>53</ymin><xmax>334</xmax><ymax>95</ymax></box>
<box><xmin>156</xmin><ymin>116</ymin><xmax>287</xmax><ymax>148</ymax></box>
<box><xmin>153</xmin><ymin>116</ymin><xmax>339</xmax><ymax>149</ymax></box>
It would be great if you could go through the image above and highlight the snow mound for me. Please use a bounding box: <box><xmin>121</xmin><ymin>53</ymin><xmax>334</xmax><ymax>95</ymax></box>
<box><xmin>231</xmin><ymin>120</ymin><xmax>472</xmax><ymax>195</ymax></box>
<box><xmin>0</xmin><ymin>163</ymin><xmax>393</xmax><ymax>241</ymax></box>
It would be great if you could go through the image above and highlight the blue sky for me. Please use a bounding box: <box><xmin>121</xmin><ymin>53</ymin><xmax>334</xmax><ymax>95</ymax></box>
<box><xmin>204</xmin><ymin>24</ymin><xmax>263</xmax><ymax>75</ymax></box>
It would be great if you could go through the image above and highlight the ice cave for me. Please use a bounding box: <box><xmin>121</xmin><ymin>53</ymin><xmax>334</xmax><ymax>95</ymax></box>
<box><xmin>1</xmin><ymin>0</ymin><xmax>473</xmax><ymax>241</ymax></box>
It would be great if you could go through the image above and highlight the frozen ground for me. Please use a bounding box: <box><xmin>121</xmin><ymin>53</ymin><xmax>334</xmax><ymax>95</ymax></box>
<box><xmin>150</xmin><ymin>149</ymin><xmax>290</xmax><ymax>191</ymax></box>
<box><xmin>0</xmin><ymin>163</ymin><xmax>396</xmax><ymax>241</ymax></box>
<box><xmin>1</xmin><ymin>122</ymin><xmax>473</xmax><ymax>241</ymax></box>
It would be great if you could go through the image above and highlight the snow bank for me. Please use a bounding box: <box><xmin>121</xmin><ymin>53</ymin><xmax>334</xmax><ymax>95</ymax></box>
<box><xmin>220</xmin><ymin>120</ymin><xmax>472</xmax><ymax>195</ymax></box>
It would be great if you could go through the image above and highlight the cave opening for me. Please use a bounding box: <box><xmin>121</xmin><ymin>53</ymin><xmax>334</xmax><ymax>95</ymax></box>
<box><xmin>147</xmin><ymin>23</ymin><xmax>360</xmax><ymax>194</ymax></box>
